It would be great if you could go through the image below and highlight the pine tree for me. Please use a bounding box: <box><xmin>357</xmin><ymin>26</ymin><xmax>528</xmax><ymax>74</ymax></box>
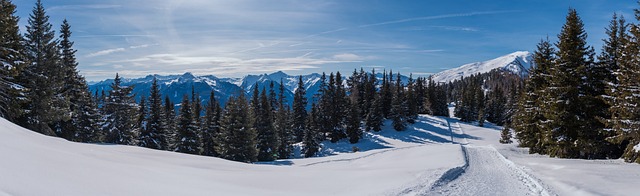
<box><xmin>476</xmin><ymin>85</ymin><xmax>486</xmax><ymax>127</ymax></box>
<box><xmin>164</xmin><ymin>96</ymin><xmax>177</xmax><ymax>149</ymax></box>
<box><xmin>346</xmin><ymin>100</ymin><xmax>362</xmax><ymax>143</ymax></box>
<box><xmin>292</xmin><ymin>76</ymin><xmax>308</xmax><ymax>142</ymax></box>
<box><xmin>139</xmin><ymin>78</ymin><xmax>168</xmax><ymax>150</ymax></box>
<box><xmin>191</xmin><ymin>85</ymin><xmax>202</xmax><ymax>130</ymax></box>
<box><xmin>275</xmin><ymin>80</ymin><xmax>293</xmax><ymax>159</ymax></box>
<box><xmin>0</xmin><ymin>0</ymin><xmax>27</xmax><ymax>122</ymax></box>
<box><xmin>56</xmin><ymin>19</ymin><xmax>101</xmax><ymax>142</ymax></box>
<box><xmin>486</xmin><ymin>87</ymin><xmax>507</xmax><ymax>126</ymax></box>
<box><xmin>391</xmin><ymin>73</ymin><xmax>407</xmax><ymax>131</ymax></box>
<box><xmin>609</xmin><ymin>8</ymin><xmax>640</xmax><ymax>163</ymax></box>
<box><xmin>136</xmin><ymin>96</ymin><xmax>147</xmax><ymax>142</ymax></box>
<box><xmin>303</xmin><ymin>103</ymin><xmax>321</xmax><ymax>158</ymax></box>
<box><xmin>365</xmin><ymin>93</ymin><xmax>383</xmax><ymax>132</ymax></box>
<box><xmin>201</xmin><ymin>90</ymin><xmax>221</xmax><ymax>156</ymax></box>
<box><xmin>255</xmin><ymin>87</ymin><xmax>278</xmax><ymax>161</ymax></box>
<box><xmin>103</xmin><ymin>74</ymin><xmax>138</xmax><ymax>145</ymax></box>
<box><xmin>20</xmin><ymin>0</ymin><xmax>70</xmax><ymax>135</ymax></box>
<box><xmin>406</xmin><ymin>74</ymin><xmax>418</xmax><ymax>124</ymax></box>
<box><xmin>500</xmin><ymin>123</ymin><xmax>513</xmax><ymax>144</ymax></box>
<box><xmin>175</xmin><ymin>95</ymin><xmax>201</xmax><ymax>155</ymax></box>
<box><xmin>381</xmin><ymin>70</ymin><xmax>393</xmax><ymax>118</ymax></box>
<box><xmin>219</xmin><ymin>94</ymin><xmax>258</xmax><ymax>163</ymax></box>
<box><xmin>544</xmin><ymin>9</ymin><xmax>594</xmax><ymax>158</ymax></box>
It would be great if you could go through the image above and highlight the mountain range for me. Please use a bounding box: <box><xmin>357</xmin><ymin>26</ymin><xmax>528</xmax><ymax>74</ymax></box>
<box><xmin>89</xmin><ymin>51</ymin><xmax>534</xmax><ymax>107</ymax></box>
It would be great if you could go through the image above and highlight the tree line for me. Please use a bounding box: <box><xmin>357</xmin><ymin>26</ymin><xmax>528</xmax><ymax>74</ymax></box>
<box><xmin>0</xmin><ymin>0</ymin><xmax>451</xmax><ymax>163</ymax></box>
<box><xmin>513</xmin><ymin>9</ymin><xmax>640</xmax><ymax>163</ymax></box>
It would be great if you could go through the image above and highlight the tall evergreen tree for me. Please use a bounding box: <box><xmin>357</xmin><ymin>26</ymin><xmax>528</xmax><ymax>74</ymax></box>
<box><xmin>202</xmin><ymin>90</ymin><xmax>222</xmax><ymax>157</ymax></box>
<box><xmin>608</xmin><ymin>7</ymin><xmax>640</xmax><ymax>163</ymax></box>
<box><xmin>175</xmin><ymin>95</ymin><xmax>200</xmax><ymax>155</ymax></box>
<box><xmin>139</xmin><ymin>78</ymin><xmax>168</xmax><ymax>150</ymax></box>
<box><xmin>514</xmin><ymin>38</ymin><xmax>555</xmax><ymax>154</ymax></box>
<box><xmin>544</xmin><ymin>9</ymin><xmax>594</xmax><ymax>158</ymax></box>
<box><xmin>391</xmin><ymin>73</ymin><xmax>407</xmax><ymax>131</ymax></box>
<box><xmin>275</xmin><ymin>79</ymin><xmax>293</xmax><ymax>159</ymax></box>
<box><xmin>103</xmin><ymin>74</ymin><xmax>138</xmax><ymax>145</ymax></box>
<box><xmin>57</xmin><ymin>19</ymin><xmax>100</xmax><ymax>142</ymax></box>
<box><xmin>164</xmin><ymin>96</ymin><xmax>177</xmax><ymax>149</ymax></box>
<box><xmin>365</xmin><ymin>94</ymin><xmax>383</xmax><ymax>132</ymax></box>
<box><xmin>136</xmin><ymin>96</ymin><xmax>147</xmax><ymax>141</ymax></box>
<box><xmin>406</xmin><ymin>74</ymin><xmax>418</xmax><ymax>124</ymax></box>
<box><xmin>218</xmin><ymin>94</ymin><xmax>257</xmax><ymax>163</ymax></box>
<box><xmin>21</xmin><ymin>0</ymin><xmax>70</xmax><ymax>135</ymax></box>
<box><xmin>303</xmin><ymin>103</ymin><xmax>321</xmax><ymax>158</ymax></box>
<box><xmin>0</xmin><ymin>0</ymin><xmax>26</xmax><ymax>121</ymax></box>
<box><xmin>346</xmin><ymin>99</ymin><xmax>362</xmax><ymax>143</ymax></box>
<box><xmin>292</xmin><ymin>76</ymin><xmax>308</xmax><ymax>142</ymax></box>
<box><xmin>255</xmin><ymin>87</ymin><xmax>278</xmax><ymax>161</ymax></box>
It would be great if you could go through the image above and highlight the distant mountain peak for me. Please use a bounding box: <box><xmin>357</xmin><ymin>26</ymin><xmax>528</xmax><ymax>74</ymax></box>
<box><xmin>431</xmin><ymin>51</ymin><xmax>533</xmax><ymax>83</ymax></box>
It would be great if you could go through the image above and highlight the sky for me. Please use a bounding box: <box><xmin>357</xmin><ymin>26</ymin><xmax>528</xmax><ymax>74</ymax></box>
<box><xmin>12</xmin><ymin>0</ymin><xmax>639</xmax><ymax>81</ymax></box>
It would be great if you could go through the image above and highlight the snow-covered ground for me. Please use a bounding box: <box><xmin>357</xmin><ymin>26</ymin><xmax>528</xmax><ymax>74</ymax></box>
<box><xmin>1</xmin><ymin>113</ymin><xmax>639</xmax><ymax>195</ymax></box>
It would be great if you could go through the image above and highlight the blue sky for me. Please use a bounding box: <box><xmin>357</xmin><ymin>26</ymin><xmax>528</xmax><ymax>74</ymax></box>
<box><xmin>12</xmin><ymin>0</ymin><xmax>638</xmax><ymax>81</ymax></box>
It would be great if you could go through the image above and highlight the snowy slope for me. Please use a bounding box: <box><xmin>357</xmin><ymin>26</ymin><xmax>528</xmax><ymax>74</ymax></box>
<box><xmin>432</xmin><ymin>51</ymin><xmax>533</xmax><ymax>83</ymax></box>
<box><xmin>0</xmin><ymin>117</ymin><xmax>465</xmax><ymax>196</ymax></box>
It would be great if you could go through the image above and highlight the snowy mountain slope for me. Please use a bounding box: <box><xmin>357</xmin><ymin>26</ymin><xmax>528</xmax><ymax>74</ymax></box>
<box><xmin>431</xmin><ymin>51</ymin><xmax>534</xmax><ymax>83</ymax></box>
<box><xmin>0</xmin><ymin>116</ymin><xmax>466</xmax><ymax>196</ymax></box>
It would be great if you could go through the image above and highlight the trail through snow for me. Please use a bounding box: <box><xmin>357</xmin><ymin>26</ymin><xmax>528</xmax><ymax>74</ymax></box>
<box><xmin>422</xmin><ymin>118</ymin><xmax>554</xmax><ymax>196</ymax></box>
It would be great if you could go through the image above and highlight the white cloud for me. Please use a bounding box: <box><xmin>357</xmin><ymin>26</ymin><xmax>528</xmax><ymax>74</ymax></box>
<box><xmin>332</xmin><ymin>53</ymin><xmax>364</xmax><ymax>61</ymax></box>
<box><xmin>87</xmin><ymin>48</ymin><xmax>126</xmax><ymax>57</ymax></box>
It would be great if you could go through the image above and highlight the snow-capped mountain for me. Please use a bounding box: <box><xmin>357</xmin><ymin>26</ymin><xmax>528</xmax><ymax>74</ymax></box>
<box><xmin>89</xmin><ymin>72</ymin><xmax>326</xmax><ymax>108</ymax></box>
<box><xmin>89</xmin><ymin>71</ymin><xmax>414</xmax><ymax>108</ymax></box>
<box><xmin>431</xmin><ymin>51</ymin><xmax>534</xmax><ymax>83</ymax></box>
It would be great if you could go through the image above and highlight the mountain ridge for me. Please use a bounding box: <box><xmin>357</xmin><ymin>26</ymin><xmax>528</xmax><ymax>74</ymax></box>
<box><xmin>431</xmin><ymin>51</ymin><xmax>534</xmax><ymax>83</ymax></box>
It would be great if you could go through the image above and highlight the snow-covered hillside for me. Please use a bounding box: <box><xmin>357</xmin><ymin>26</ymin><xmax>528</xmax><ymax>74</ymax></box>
<box><xmin>2</xmin><ymin>113</ymin><xmax>639</xmax><ymax>195</ymax></box>
<box><xmin>432</xmin><ymin>51</ymin><xmax>533</xmax><ymax>83</ymax></box>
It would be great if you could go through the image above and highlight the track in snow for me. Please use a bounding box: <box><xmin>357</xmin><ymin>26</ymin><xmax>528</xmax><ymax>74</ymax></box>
<box><xmin>425</xmin><ymin>145</ymin><xmax>552</xmax><ymax>196</ymax></box>
<box><xmin>420</xmin><ymin>119</ymin><xmax>554</xmax><ymax>196</ymax></box>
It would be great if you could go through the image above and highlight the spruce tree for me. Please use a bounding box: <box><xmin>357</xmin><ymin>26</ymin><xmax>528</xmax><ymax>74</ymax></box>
<box><xmin>136</xmin><ymin>96</ymin><xmax>147</xmax><ymax>141</ymax></box>
<box><xmin>303</xmin><ymin>104</ymin><xmax>321</xmax><ymax>158</ymax></box>
<box><xmin>346</xmin><ymin>100</ymin><xmax>362</xmax><ymax>143</ymax></box>
<box><xmin>0</xmin><ymin>0</ymin><xmax>26</xmax><ymax>121</ymax></box>
<box><xmin>219</xmin><ymin>94</ymin><xmax>258</xmax><ymax>163</ymax></box>
<box><xmin>275</xmin><ymin>80</ymin><xmax>293</xmax><ymax>159</ymax></box>
<box><xmin>500</xmin><ymin>123</ymin><xmax>513</xmax><ymax>144</ymax></box>
<box><xmin>255</xmin><ymin>88</ymin><xmax>278</xmax><ymax>161</ymax></box>
<box><xmin>103</xmin><ymin>74</ymin><xmax>138</xmax><ymax>145</ymax></box>
<box><xmin>292</xmin><ymin>76</ymin><xmax>308</xmax><ymax>142</ymax></box>
<box><xmin>544</xmin><ymin>9</ymin><xmax>594</xmax><ymax>158</ymax></box>
<box><xmin>365</xmin><ymin>93</ymin><xmax>383</xmax><ymax>132</ymax></box>
<box><xmin>139</xmin><ymin>78</ymin><xmax>168</xmax><ymax>150</ymax></box>
<box><xmin>164</xmin><ymin>96</ymin><xmax>177</xmax><ymax>149</ymax></box>
<box><xmin>21</xmin><ymin>0</ymin><xmax>70</xmax><ymax>135</ymax></box>
<box><xmin>514</xmin><ymin>38</ymin><xmax>555</xmax><ymax>154</ymax></box>
<box><xmin>476</xmin><ymin>86</ymin><xmax>486</xmax><ymax>127</ymax></box>
<box><xmin>406</xmin><ymin>74</ymin><xmax>418</xmax><ymax>124</ymax></box>
<box><xmin>175</xmin><ymin>95</ymin><xmax>201</xmax><ymax>155</ymax></box>
<box><xmin>391</xmin><ymin>73</ymin><xmax>407</xmax><ymax>131</ymax></box>
<box><xmin>57</xmin><ymin>19</ymin><xmax>101</xmax><ymax>142</ymax></box>
<box><xmin>202</xmin><ymin>90</ymin><xmax>222</xmax><ymax>157</ymax></box>
<box><xmin>609</xmin><ymin>8</ymin><xmax>640</xmax><ymax>163</ymax></box>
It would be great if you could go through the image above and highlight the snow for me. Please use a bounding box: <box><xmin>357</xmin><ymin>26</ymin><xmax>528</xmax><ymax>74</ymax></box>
<box><xmin>432</xmin><ymin>51</ymin><xmax>533</xmax><ymax>83</ymax></box>
<box><xmin>2</xmin><ymin>111</ymin><xmax>639</xmax><ymax>195</ymax></box>
<box><xmin>634</xmin><ymin>143</ymin><xmax>640</xmax><ymax>152</ymax></box>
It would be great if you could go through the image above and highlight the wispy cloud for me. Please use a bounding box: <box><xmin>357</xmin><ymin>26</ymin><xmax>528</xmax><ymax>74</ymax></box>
<box><xmin>358</xmin><ymin>10</ymin><xmax>520</xmax><ymax>28</ymax></box>
<box><xmin>47</xmin><ymin>4</ymin><xmax>122</xmax><ymax>11</ymax></box>
<box><xmin>87</xmin><ymin>48</ymin><xmax>125</xmax><ymax>57</ymax></box>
